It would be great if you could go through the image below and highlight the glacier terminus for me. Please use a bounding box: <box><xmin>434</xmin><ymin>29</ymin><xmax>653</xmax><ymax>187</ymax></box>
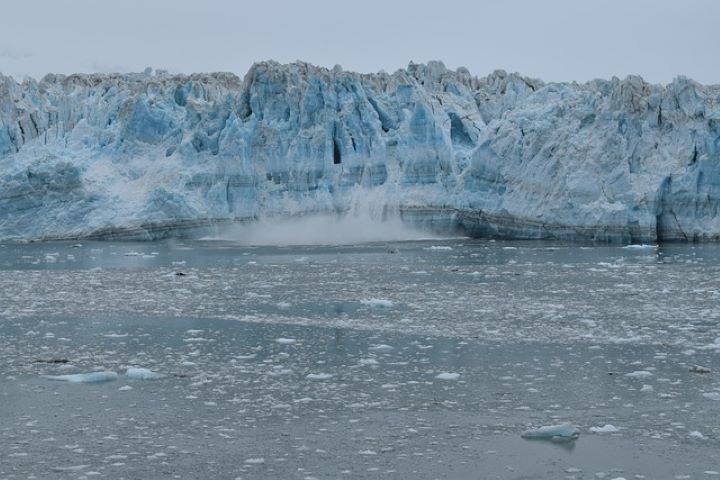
<box><xmin>1</xmin><ymin>61</ymin><xmax>720</xmax><ymax>242</ymax></box>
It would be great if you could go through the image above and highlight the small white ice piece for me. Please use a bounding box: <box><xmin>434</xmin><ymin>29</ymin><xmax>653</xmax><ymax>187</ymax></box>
<box><xmin>369</xmin><ymin>344</ymin><xmax>394</xmax><ymax>352</ymax></box>
<box><xmin>435</xmin><ymin>372</ymin><xmax>460</xmax><ymax>380</ymax></box>
<box><xmin>306</xmin><ymin>373</ymin><xmax>333</xmax><ymax>380</ymax></box>
<box><xmin>360</xmin><ymin>298</ymin><xmax>394</xmax><ymax>308</ymax></box>
<box><xmin>589</xmin><ymin>424</ymin><xmax>619</xmax><ymax>433</ymax></box>
<box><xmin>52</xmin><ymin>465</ymin><xmax>90</xmax><ymax>472</ymax></box>
<box><xmin>358</xmin><ymin>358</ymin><xmax>379</xmax><ymax>366</ymax></box>
<box><xmin>125</xmin><ymin>367</ymin><xmax>165</xmax><ymax>380</ymax></box>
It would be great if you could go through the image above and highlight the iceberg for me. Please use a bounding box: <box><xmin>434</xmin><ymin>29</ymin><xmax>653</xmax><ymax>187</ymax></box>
<box><xmin>2</xmin><ymin>61</ymin><xmax>720</xmax><ymax>242</ymax></box>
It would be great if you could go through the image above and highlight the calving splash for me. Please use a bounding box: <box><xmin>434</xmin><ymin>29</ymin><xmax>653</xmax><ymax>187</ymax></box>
<box><xmin>210</xmin><ymin>186</ymin><xmax>441</xmax><ymax>246</ymax></box>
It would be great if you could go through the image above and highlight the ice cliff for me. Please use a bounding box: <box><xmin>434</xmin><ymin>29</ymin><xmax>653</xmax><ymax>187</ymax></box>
<box><xmin>1</xmin><ymin>61</ymin><xmax>720</xmax><ymax>242</ymax></box>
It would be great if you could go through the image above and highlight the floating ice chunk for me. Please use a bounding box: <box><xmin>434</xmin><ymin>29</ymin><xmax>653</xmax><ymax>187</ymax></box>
<box><xmin>690</xmin><ymin>364</ymin><xmax>711</xmax><ymax>373</ymax></box>
<box><xmin>640</xmin><ymin>384</ymin><xmax>654</xmax><ymax>392</ymax></box>
<box><xmin>277</xmin><ymin>301</ymin><xmax>292</xmax><ymax>309</ymax></box>
<box><xmin>607</xmin><ymin>335</ymin><xmax>647</xmax><ymax>344</ymax></box>
<box><xmin>183</xmin><ymin>337</ymin><xmax>209</xmax><ymax>343</ymax></box>
<box><xmin>358</xmin><ymin>450</ymin><xmax>378</xmax><ymax>455</ymax></box>
<box><xmin>358</xmin><ymin>358</ymin><xmax>379</xmax><ymax>366</ymax></box>
<box><xmin>622</xmin><ymin>244</ymin><xmax>658</xmax><ymax>249</ymax></box>
<box><xmin>369</xmin><ymin>344</ymin><xmax>394</xmax><ymax>352</ymax></box>
<box><xmin>118</xmin><ymin>385</ymin><xmax>133</xmax><ymax>391</ymax></box>
<box><xmin>589</xmin><ymin>424</ymin><xmax>619</xmax><ymax>433</ymax></box>
<box><xmin>360</xmin><ymin>298</ymin><xmax>394</xmax><ymax>308</ymax></box>
<box><xmin>703</xmin><ymin>392</ymin><xmax>720</xmax><ymax>401</ymax></box>
<box><xmin>435</xmin><ymin>372</ymin><xmax>460</xmax><ymax>380</ymax></box>
<box><xmin>52</xmin><ymin>465</ymin><xmax>90</xmax><ymax>472</ymax></box>
<box><xmin>688</xmin><ymin>430</ymin><xmax>706</xmax><ymax>439</ymax></box>
<box><xmin>105</xmin><ymin>455</ymin><xmax>127</xmax><ymax>461</ymax></box>
<box><xmin>125</xmin><ymin>367</ymin><xmax>165</xmax><ymax>380</ymax></box>
<box><xmin>244</xmin><ymin>458</ymin><xmax>264</xmax><ymax>464</ymax></box>
<box><xmin>275</xmin><ymin>338</ymin><xmax>297</xmax><ymax>345</ymax></box>
<box><xmin>424</xmin><ymin>246</ymin><xmax>453</xmax><ymax>251</ymax></box>
<box><xmin>624</xmin><ymin>370</ymin><xmax>653</xmax><ymax>378</ymax></box>
<box><xmin>306</xmin><ymin>373</ymin><xmax>333</xmax><ymax>380</ymax></box>
<box><xmin>268</xmin><ymin>367</ymin><xmax>292</xmax><ymax>376</ymax></box>
<box><xmin>46</xmin><ymin>371</ymin><xmax>118</xmax><ymax>383</ymax></box>
<box><xmin>123</xmin><ymin>251</ymin><xmax>142</xmax><ymax>256</ymax></box>
<box><xmin>521</xmin><ymin>424</ymin><xmax>580</xmax><ymax>441</ymax></box>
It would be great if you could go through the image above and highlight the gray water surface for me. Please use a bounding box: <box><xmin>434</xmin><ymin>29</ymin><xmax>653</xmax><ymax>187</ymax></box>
<box><xmin>1</xmin><ymin>239</ymin><xmax>719</xmax><ymax>479</ymax></box>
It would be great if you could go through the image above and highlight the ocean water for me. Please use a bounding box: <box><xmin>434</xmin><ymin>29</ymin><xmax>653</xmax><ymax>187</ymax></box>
<box><xmin>1</xmin><ymin>238</ymin><xmax>719</xmax><ymax>479</ymax></box>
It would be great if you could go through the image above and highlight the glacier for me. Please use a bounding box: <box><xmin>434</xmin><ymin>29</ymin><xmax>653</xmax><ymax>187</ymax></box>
<box><xmin>1</xmin><ymin>61</ymin><xmax>720</xmax><ymax>242</ymax></box>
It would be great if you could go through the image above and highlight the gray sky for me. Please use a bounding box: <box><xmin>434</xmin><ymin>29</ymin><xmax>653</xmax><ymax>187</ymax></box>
<box><xmin>1</xmin><ymin>0</ymin><xmax>718</xmax><ymax>84</ymax></box>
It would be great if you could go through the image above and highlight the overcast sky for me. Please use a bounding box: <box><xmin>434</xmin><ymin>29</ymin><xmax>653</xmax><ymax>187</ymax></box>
<box><xmin>1</xmin><ymin>0</ymin><xmax>718</xmax><ymax>84</ymax></box>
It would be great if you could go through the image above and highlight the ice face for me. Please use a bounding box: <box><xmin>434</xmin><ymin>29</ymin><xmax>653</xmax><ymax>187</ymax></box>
<box><xmin>1</xmin><ymin>63</ymin><xmax>720</xmax><ymax>242</ymax></box>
